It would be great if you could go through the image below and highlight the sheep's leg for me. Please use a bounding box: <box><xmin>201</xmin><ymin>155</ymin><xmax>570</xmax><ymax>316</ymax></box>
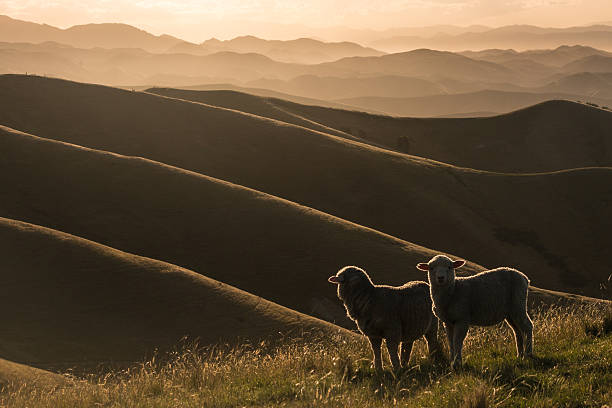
<box><xmin>368</xmin><ymin>336</ymin><xmax>383</xmax><ymax>371</ymax></box>
<box><xmin>425</xmin><ymin>320</ymin><xmax>443</xmax><ymax>360</ymax></box>
<box><xmin>400</xmin><ymin>341</ymin><xmax>413</xmax><ymax>367</ymax></box>
<box><xmin>451</xmin><ymin>322</ymin><xmax>469</xmax><ymax>370</ymax></box>
<box><xmin>444</xmin><ymin>322</ymin><xmax>455</xmax><ymax>363</ymax></box>
<box><xmin>506</xmin><ymin>318</ymin><xmax>524</xmax><ymax>357</ymax></box>
<box><xmin>385</xmin><ymin>338</ymin><xmax>401</xmax><ymax>371</ymax></box>
<box><xmin>519</xmin><ymin>313</ymin><xmax>534</xmax><ymax>356</ymax></box>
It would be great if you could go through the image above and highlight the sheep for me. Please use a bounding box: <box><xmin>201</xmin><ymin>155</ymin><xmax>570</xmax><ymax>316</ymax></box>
<box><xmin>416</xmin><ymin>255</ymin><xmax>533</xmax><ymax>369</ymax></box>
<box><xmin>328</xmin><ymin>266</ymin><xmax>442</xmax><ymax>371</ymax></box>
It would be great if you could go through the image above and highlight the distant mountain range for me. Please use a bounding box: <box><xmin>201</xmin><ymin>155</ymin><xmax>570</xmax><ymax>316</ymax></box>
<box><xmin>0</xmin><ymin>15</ymin><xmax>183</xmax><ymax>53</ymax></box>
<box><xmin>370</xmin><ymin>24</ymin><xmax>612</xmax><ymax>52</ymax></box>
<box><xmin>169</xmin><ymin>36</ymin><xmax>385</xmax><ymax>64</ymax></box>
<box><xmin>0</xmin><ymin>15</ymin><xmax>383</xmax><ymax>63</ymax></box>
<box><xmin>3</xmin><ymin>15</ymin><xmax>612</xmax><ymax>117</ymax></box>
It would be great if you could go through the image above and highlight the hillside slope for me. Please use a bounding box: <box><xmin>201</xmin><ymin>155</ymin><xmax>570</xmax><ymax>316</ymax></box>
<box><xmin>1</xmin><ymin>77</ymin><xmax>611</xmax><ymax>298</ymax></box>
<box><xmin>0</xmin><ymin>357</ymin><xmax>67</xmax><ymax>388</ymax></box>
<box><xmin>0</xmin><ymin>216</ymin><xmax>348</xmax><ymax>370</ymax></box>
<box><xmin>150</xmin><ymin>87</ymin><xmax>612</xmax><ymax>173</ymax></box>
<box><xmin>0</xmin><ymin>125</ymin><xmax>486</xmax><ymax>324</ymax></box>
<box><xmin>0</xmin><ymin>127</ymin><xmax>597</xmax><ymax>335</ymax></box>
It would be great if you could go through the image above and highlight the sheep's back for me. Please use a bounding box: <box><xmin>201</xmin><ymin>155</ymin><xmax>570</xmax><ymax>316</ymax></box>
<box><xmin>458</xmin><ymin>268</ymin><xmax>527</xmax><ymax>326</ymax></box>
<box><xmin>353</xmin><ymin>282</ymin><xmax>433</xmax><ymax>341</ymax></box>
<box><xmin>396</xmin><ymin>281</ymin><xmax>434</xmax><ymax>341</ymax></box>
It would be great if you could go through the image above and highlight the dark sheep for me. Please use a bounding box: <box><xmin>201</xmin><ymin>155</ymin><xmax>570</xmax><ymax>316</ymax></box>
<box><xmin>328</xmin><ymin>266</ymin><xmax>442</xmax><ymax>371</ymax></box>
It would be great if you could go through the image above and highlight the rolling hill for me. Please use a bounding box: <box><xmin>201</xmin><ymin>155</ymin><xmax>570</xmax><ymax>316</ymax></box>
<box><xmin>460</xmin><ymin>45</ymin><xmax>612</xmax><ymax>67</ymax></box>
<box><xmin>318</xmin><ymin>49</ymin><xmax>517</xmax><ymax>84</ymax></box>
<box><xmin>246</xmin><ymin>74</ymin><xmax>446</xmax><ymax>100</ymax></box>
<box><xmin>0</xmin><ymin>125</ymin><xmax>598</xmax><ymax>333</ymax></box>
<box><xmin>147</xmin><ymin>88</ymin><xmax>612</xmax><ymax>170</ymax></box>
<box><xmin>161</xmin><ymin>87</ymin><xmax>612</xmax><ymax>168</ymax></box>
<box><xmin>538</xmin><ymin>72</ymin><xmax>612</xmax><ymax>100</ymax></box>
<box><xmin>0</xmin><ymin>124</ymin><xmax>482</xmax><ymax>327</ymax></box>
<box><xmin>194</xmin><ymin>91</ymin><xmax>610</xmax><ymax>171</ymax></box>
<box><xmin>561</xmin><ymin>54</ymin><xmax>612</xmax><ymax>74</ymax></box>
<box><xmin>1</xmin><ymin>76</ymin><xmax>611</xmax><ymax>299</ymax></box>
<box><xmin>336</xmin><ymin>89</ymin><xmax>612</xmax><ymax>117</ymax></box>
<box><xmin>0</xmin><ymin>215</ymin><xmax>349</xmax><ymax>370</ymax></box>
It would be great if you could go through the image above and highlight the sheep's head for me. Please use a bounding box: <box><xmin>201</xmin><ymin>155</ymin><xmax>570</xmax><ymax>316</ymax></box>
<box><xmin>328</xmin><ymin>266</ymin><xmax>373</xmax><ymax>299</ymax></box>
<box><xmin>416</xmin><ymin>255</ymin><xmax>465</xmax><ymax>287</ymax></box>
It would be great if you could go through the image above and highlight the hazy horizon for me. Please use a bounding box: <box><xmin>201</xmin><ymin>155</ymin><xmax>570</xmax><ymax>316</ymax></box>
<box><xmin>2</xmin><ymin>0</ymin><xmax>612</xmax><ymax>42</ymax></box>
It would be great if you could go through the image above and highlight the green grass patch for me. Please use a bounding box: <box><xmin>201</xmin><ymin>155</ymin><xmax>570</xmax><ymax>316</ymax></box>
<box><xmin>2</xmin><ymin>304</ymin><xmax>611</xmax><ymax>407</ymax></box>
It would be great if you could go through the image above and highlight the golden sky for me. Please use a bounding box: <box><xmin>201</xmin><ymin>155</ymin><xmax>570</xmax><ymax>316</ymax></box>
<box><xmin>1</xmin><ymin>0</ymin><xmax>612</xmax><ymax>41</ymax></box>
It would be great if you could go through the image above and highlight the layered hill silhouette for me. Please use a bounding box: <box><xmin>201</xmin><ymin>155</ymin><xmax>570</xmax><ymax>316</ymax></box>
<box><xmin>0</xmin><ymin>215</ymin><xmax>349</xmax><ymax>369</ymax></box>
<box><xmin>0</xmin><ymin>15</ymin><xmax>182</xmax><ymax>52</ymax></box>
<box><xmin>460</xmin><ymin>45</ymin><xmax>612</xmax><ymax>68</ymax></box>
<box><xmin>4</xmin><ymin>19</ymin><xmax>612</xmax><ymax>113</ymax></box>
<box><xmin>170</xmin><ymin>36</ymin><xmax>385</xmax><ymax>64</ymax></box>
<box><xmin>370</xmin><ymin>25</ymin><xmax>612</xmax><ymax>53</ymax></box>
<box><xmin>1</xmin><ymin>76</ymin><xmax>611</xmax><ymax>299</ymax></box>
<box><xmin>149</xmin><ymin>87</ymin><xmax>612</xmax><ymax>172</ymax></box>
<box><xmin>318</xmin><ymin>49</ymin><xmax>516</xmax><ymax>83</ymax></box>
<box><xmin>247</xmin><ymin>74</ymin><xmax>445</xmax><ymax>100</ymax></box>
<box><xmin>336</xmin><ymin>89</ymin><xmax>612</xmax><ymax>117</ymax></box>
<box><xmin>538</xmin><ymin>72</ymin><xmax>612</xmax><ymax>99</ymax></box>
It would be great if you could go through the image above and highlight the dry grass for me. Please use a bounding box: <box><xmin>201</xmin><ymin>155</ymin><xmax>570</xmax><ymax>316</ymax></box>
<box><xmin>2</xmin><ymin>303</ymin><xmax>610</xmax><ymax>408</ymax></box>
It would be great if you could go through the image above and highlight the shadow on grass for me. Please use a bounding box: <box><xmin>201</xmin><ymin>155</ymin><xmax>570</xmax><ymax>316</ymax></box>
<box><xmin>339</xmin><ymin>355</ymin><xmax>453</xmax><ymax>399</ymax></box>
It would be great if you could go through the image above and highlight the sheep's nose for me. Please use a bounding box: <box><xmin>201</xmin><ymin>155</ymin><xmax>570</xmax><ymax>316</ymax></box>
<box><xmin>437</xmin><ymin>277</ymin><xmax>445</xmax><ymax>284</ymax></box>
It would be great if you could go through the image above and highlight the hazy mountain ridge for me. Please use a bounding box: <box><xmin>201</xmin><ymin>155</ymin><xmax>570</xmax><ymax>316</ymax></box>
<box><xmin>3</xmin><ymin>15</ymin><xmax>612</xmax><ymax>116</ymax></box>
<box><xmin>169</xmin><ymin>35</ymin><xmax>386</xmax><ymax>64</ymax></box>
<box><xmin>371</xmin><ymin>25</ymin><xmax>612</xmax><ymax>52</ymax></box>
<box><xmin>0</xmin><ymin>15</ymin><xmax>183</xmax><ymax>52</ymax></box>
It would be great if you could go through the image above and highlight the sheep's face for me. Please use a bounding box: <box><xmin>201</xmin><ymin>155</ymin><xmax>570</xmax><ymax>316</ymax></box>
<box><xmin>328</xmin><ymin>266</ymin><xmax>373</xmax><ymax>298</ymax></box>
<box><xmin>416</xmin><ymin>255</ymin><xmax>465</xmax><ymax>287</ymax></box>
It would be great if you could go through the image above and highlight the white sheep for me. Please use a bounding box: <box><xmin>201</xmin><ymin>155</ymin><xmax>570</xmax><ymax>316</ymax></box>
<box><xmin>416</xmin><ymin>255</ymin><xmax>533</xmax><ymax>369</ymax></box>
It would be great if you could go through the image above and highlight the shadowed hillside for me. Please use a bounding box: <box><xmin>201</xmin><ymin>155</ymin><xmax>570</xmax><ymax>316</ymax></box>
<box><xmin>1</xmin><ymin>78</ymin><xmax>612</xmax><ymax>299</ymax></box>
<box><xmin>0</xmin><ymin>125</ymin><xmax>484</xmax><ymax>325</ymax></box>
<box><xmin>0</xmin><ymin>125</ymin><xmax>598</xmax><ymax>332</ymax></box>
<box><xmin>0</xmin><ymin>216</ymin><xmax>349</xmax><ymax>370</ymax></box>
<box><xmin>149</xmin><ymin>87</ymin><xmax>612</xmax><ymax>172</ymax></box>
<box><xmin>146</xmin><ymin>87</ymin><xmax>362</xmax><ymax>140</ymax></box>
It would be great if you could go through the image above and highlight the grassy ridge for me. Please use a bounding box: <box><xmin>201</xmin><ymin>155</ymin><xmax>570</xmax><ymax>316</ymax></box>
<box><xmin>3</xmin><ymin>305</ymin><xmax>610</xmax><ymax>407</ymax></box>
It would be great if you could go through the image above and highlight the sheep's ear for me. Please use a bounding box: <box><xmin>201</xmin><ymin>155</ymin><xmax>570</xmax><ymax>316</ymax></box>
<box><xmin>416</xmin><ymin>263</ymin><xmax>430</xmax><ymax>271</ymax></box>
<box><xmin>452</xmin><ymin>260</ymin><xmax>466</xmax><ymax>269</ymax></box>
<box><xmin>328</xmin><ymin>275</ymin><xmax>343</xmax><ymax>284</ymax></box>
